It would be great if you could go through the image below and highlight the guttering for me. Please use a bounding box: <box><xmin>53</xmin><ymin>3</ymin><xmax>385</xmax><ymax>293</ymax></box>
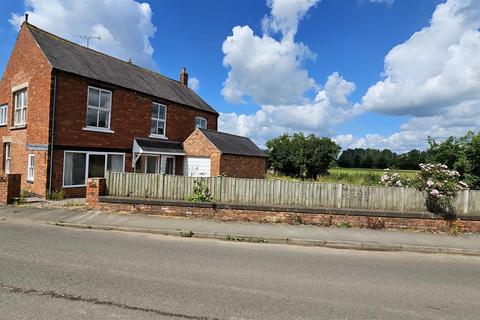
<box><xmin>47</xmin><ymin>71</ymin><xmax>57</xmax><ymax>195</ymax></box>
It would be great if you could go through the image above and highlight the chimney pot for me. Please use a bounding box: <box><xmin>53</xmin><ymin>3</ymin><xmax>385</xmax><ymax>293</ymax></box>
<box><xmin>25</xmin><ymin>14</ymin><xmax>29</xmax><ymax>23</ymax></box>
<box><xmin>180</xmin><ymin>67</ymin><xmax>188</xmax><ymax>86</ymax></box>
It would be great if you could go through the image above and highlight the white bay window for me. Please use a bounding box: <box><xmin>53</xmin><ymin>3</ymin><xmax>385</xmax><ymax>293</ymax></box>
<box><xmin>63</xmin><ymin>151</ymin><xmax>125</xmax><ymax>187</ymax></box>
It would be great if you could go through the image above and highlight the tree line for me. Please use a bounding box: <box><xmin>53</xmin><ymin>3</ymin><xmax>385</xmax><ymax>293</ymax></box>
<box><xmin>337</xmin><ymin>148</ymin><xmax>426</xmax><ymax>170</ymax></box>
<box><xmin>266</xmin><ymin>131</ymin><xmax>480</xmax><ymax>189</ymax></box>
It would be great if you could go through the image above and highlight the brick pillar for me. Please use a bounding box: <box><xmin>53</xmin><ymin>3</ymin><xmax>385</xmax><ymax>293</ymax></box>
<box><xmin>86</xmin><ymin>178</ymin><xmax>106</xmax><ymax>208</ymax></box>
<box><xmin>0</xmin><ymin>174</ymin><xmax>22</xmax><ymax>204</ymax></box>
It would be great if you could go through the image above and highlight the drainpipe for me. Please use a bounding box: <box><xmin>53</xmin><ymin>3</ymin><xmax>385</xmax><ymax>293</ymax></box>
<box><xmin>48</xmin><ymin>71</ymin><xmax>57</xmax><ymax>196</ymax></box>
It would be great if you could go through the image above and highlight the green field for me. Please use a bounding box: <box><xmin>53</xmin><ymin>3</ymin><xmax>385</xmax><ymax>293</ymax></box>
<box><xmin>267</xmin><ymin>167</ymin><xmax>419</xmax><ymax>186</ymax></box>
<box><xmin>329</xmin><ymin>167</ymin><xmax>418</xmax><ymax>177</ymax></box>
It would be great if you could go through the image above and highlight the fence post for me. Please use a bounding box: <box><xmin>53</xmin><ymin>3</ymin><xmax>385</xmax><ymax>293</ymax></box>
<box><xmin>336</xmin><ymin>183</ymin><xmax>343</xmax><ymax>208</ymax></box>
<box><xmin>463</xmin><ymin>189</ymin><xmax>470</xmax><ymax>214</ymax></box>
<box><xmin>400</xmin><ymin>187</ymin><xmax>405</xmax><ymax>212</ymax></box>
<box><xmin>216</xmin><ymin>176</ymin><xmax>223</xmax><ymax>203</ymax></box>
<box><xmin>161</xmin><ymin>174</ymin><xmax>165</xmax><ymax>199</ymax></box>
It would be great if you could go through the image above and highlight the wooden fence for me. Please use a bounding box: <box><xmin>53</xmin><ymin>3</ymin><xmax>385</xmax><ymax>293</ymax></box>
<box><xmin>105</xmin><ymin>171</ymin><xmax>480</xmax><ymax>215</ymax></box>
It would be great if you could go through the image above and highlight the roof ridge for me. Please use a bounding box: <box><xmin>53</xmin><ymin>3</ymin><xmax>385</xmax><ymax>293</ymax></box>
<box><xmin>25</xmin><ymin>22</ymin><xmax>183</xmax><ymax>86</ymax></box>
<box><xmin>200</xmin><ymin>128</ymin><xmax>252</xmax><ymax>140</ymax></box>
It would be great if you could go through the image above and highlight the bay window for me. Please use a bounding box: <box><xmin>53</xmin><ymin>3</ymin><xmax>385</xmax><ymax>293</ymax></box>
<box><xmin>63</xmin><ymin>151</ymin><xmax>124</xmax><ymax>187</ymax></box>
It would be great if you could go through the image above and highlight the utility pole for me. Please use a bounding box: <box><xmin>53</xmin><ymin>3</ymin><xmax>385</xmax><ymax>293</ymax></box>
<box><xmin>73</xmin><ymin>35</ymin><xmax>101</xmax><ymax>48</ymax></box>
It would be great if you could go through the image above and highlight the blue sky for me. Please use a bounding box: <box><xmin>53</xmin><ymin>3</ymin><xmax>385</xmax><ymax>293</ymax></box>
<box><xmin>1</xmin><ymin>0</ymin><xmax>478</xmax><ymax>152</ymax></box>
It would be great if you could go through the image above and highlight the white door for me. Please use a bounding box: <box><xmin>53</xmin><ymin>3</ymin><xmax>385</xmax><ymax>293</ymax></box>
<box><xmin>184</xmin><ymin>157</ymin><xmax>211</xmax><ymax>177</ymax></box>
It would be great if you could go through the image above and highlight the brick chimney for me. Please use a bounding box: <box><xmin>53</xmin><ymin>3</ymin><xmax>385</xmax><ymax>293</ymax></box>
<box><xmin>180</xmin><ymin>67</ymin><xmax>188</xmax><ymax>86</ymax></box>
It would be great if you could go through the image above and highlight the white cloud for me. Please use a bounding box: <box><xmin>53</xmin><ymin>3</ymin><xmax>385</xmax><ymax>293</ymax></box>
<box><xmin>262</xmin><ymin>0</ymin><xmax>320</xmax><ymax>41</ymax></box>
<box><xmin>344</xmin><ymin>0</ymin><xmax>480</xmax><ymax>153</ymax></box>
<box><xmin>221</xmin><ymin>25</ymin><xmax>316</xmax><ymax>105</ymax></box>
<box><xmin>220</xmin><ymin>72</ymin><xmax>357</xmax><ymax>146</ymax></box>
<box><xmin>368</xmin><ymin>0</ymin><xmax>394</xmax><ymax>5</ymax></box>
<box><xmin>221</xmin><ymin>0</ymin><xmax>319</xmax><ymax>105</ymax></box>
<box><xmin>10</xmin><ymin>0</ymin><xmax>157</xmax><ymax>69</ymax></box>
<box><xmin>220</xmin><ymin>0</ymin><xmax>358</xmax><ymax>146</ymax></box>
<box><xmin>189</xmin><ymin>77</ymin><xmax>200</xmax><ymax>91</ymax></box>
<box><xmin>359</xmin><ymin>0</ymin><xmax>480</xmax><ymax>117</ymax></box>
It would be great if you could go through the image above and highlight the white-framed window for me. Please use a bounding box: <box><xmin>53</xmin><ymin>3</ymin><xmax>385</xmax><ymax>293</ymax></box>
<box><xmin>14</xmin><ymin>89</ymin><xmax>27</xmax><ymax>126</ymax></box>
<box><xmin>63</xmin><ymin>151</ymin><xmax>125</xmax><ymax>187</ymax></box>
<box><xmin>4</xmin><ymin>143</ymin><xmax>10</xmax><ymax>174</ymax></box>
<box><xmin>195</xmin><ymin>117</ymin><xmax>207</xmax><ymax>129</ymax></box>
<box><xmin>0</xmin><ymin>105</ymin><xmax>7</xmax><ymax>126</ymax></box>
<box><xmin>135</xmin><ymin>155</ymin><xmax>175</xmax><ymax>175</ymax></box>
<box><xmin>150</xmin><ymin>103</ymin><xmax>166</xmax><ymax>137</ymax></box>
<box><xmin>27</xmin><ymin>154</ymin><xmax>35</xmax><ymax>182</ymax></box>
<box><xmin>86</xmin><ymin>86</ymin><xmax>112</xmax><ymax>129</ymax></box>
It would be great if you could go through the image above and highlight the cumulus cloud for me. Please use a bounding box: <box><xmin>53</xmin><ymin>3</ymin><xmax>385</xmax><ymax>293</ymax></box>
<box><xmin>359</xmin><ymin>0</ymin><xmax>480</xmax><ymax>116</ymax></box>
<box><xmin>344</xmin><ymin>0</ymin><xmax>480</xmax><ymax>153</ymax></box>
<box><xmin>221</xmin><ymin>0</ymin><xmax>319</xmax><ymax>105</ymax></box>
<box><xmin>220</xmin><ymin>72</ymin><xmax>357</xmax><ymax>146</ymax></box>
<box><xmin>10</xmin><ymin>0</ymin><xmax>157</xmax><ymax>69</ymax></box>
<box><xmin>262</xmin><ymin>0</ymin><xmax>320</xmax><ymax>40</ymax></box>
<box><xmin>220</xmin><ymin>0</ymin><xmax>358</xmax><ymax>146</ymax></box>
<box><xmin>189</xmin><ymin>77</ymin><xmax>200</xmax><ymax>91</ymax></box>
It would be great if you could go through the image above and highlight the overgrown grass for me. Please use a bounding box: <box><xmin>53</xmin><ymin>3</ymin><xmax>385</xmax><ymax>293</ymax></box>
<box><xmin>267</xmin><ymin>167</ymin><xmax>418</xmax><ymax>186</ymax></box>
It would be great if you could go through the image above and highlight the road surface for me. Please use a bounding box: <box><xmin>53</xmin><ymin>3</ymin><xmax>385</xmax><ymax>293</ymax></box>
<box><xmin>1</xmin><ymin>220</ymin><xmax>479</xmax><ymax>319</ymax></box>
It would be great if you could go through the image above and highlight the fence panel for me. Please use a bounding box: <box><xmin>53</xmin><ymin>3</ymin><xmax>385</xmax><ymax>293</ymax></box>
<box><xmin>104</xmin><ymin>172</ymin><xmax>479</xmax><ymax>214</ymax></box>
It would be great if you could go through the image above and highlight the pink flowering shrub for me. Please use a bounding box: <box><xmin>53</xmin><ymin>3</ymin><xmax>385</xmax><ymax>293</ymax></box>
<box><xmin>379</xmin><ymin>169</ymin><xmax>410</xmax><ymax>188</ymax></box>
<box><xmin>380</xmin><ymin>163</ymin><xmax>469</xmax><ymax>216</ymax></box>
<box><xmin>415</xmin><ymin>163</ymin><xmax>469</xmax><ymax>215</ymax></box>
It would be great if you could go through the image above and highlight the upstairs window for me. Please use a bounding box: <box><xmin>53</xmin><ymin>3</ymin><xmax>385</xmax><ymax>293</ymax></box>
<box><xmin>14</xmin><ymin>90</ymin><xmax>27</xmax><ymax>126</ymax></box>
<box><xmin>0</xmin><ymin>105</ymin><xmax>7</xmax><ymax>126</ymax></box>
<box><xmin>86</xmin><ymin>86</ymin><xmax>111</xmax><ymax>129</ymax></box>
<box><xmin>195</xmin><ymin>117</ymin><xmax>207</xmax><ymax>129</ymax></box>
<box><xmin>150</xmin><ymin>103</ymin><xmax>166</xmax><ymax>137</ymax></box>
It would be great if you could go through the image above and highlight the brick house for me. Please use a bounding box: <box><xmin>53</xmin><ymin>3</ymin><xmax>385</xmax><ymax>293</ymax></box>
<box><xmin>0</xmin><ymin>19</ymin><xmax>266</xmax><ymax>198</ymax></box>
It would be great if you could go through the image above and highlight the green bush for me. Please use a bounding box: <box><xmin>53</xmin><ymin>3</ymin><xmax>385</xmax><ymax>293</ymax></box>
<box><xmin>185</xmin><ymin>178</ymin><xmax>215</xmax><ymax>203</ymax></box>
<box><xmin>48</xmin><ymin>189</ymin><xmax>67</xmax><ymax>201</ymax></box>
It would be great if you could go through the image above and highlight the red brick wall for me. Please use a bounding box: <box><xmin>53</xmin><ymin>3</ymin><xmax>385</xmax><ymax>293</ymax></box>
<box><xmin>183</xmin><ymin>129</ymin><xmax>221</xmax><ymax>176</ymax></box>
<box><xmin>0</xmin><ymin>24</ymin><xmax>53</xmax><ymax>196</ymax></box>
<box><xmin>220</xmin><ymin>154</ymin><xmax>266</xmax><ymax>179</ymax></box>
<box><xmin>90</xmin><ymin>199</ymin><xmax>480</xmax><ymax>233</ymax></box>
<box><xmin>53</xmin><ymin>72</ymin><xmax>218</xmax><ymax>150</ymax></box>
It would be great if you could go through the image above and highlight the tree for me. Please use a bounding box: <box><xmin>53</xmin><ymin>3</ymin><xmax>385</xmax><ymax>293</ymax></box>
<box><xmin>426</xmin><ymin>131</ymin><xmax>480</xmax><ymax>189</ymax></box>
<box><xmin>266</xmin><ymin>133</ymin><xmax>340</xmax><ymax>179</ymax></box>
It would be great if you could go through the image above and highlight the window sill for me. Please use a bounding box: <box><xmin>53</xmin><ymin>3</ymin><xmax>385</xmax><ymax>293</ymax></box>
<box><xmin>83</xmin><ymin>127</ymin><xmax>114</xmax><ymax>134</ymax></box>
<box><xmin>62</xmin><ymin>184</ymin><xmax>86</xmax><ymax>188</ymax></box>
<box><xmin>0</xmin><ymin>124</ymin><xmax>7</xmax><ymax>127</ymax></box>
<box><xmin>149</xmin><ymin>134</ymin><xmax>167</xmax><ymax>140</ymax></box>
<box><xmin>11</xmin><ymin>124</ymin><xmax>26</xmax><ymax>130</ymax></box>
<box><xmin>27</xmin><ymin>179</ymin><xmax>34</xmax><ymax>184</ymax></box>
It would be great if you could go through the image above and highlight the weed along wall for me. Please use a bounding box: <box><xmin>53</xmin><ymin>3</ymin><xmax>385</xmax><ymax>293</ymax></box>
<box><xmin>86</xmin><ymin>174</ymin><xmax>480</xmax><ymax>233</ymax></box>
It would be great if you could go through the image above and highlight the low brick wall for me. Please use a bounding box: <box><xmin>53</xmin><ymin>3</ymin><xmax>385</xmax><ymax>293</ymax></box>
<box><xmin>86</xmin><ymin>178</ymin><xmax>480</xmax><ymax>233</ymax></box>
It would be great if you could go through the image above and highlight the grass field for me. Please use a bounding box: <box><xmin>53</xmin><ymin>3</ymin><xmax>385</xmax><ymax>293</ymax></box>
<box><xmin>267</xmin><ymin>167</ymin><xmax>419</xmax><ymax>186</ymax></box>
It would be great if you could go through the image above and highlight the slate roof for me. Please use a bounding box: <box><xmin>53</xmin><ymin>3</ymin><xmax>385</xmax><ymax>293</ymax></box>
<box><xmin>199</xmin><ymin>129</ymin><xmax>266</xmax><ymax>157</ymax></box>
<box><xmin>135</xmin><ymin>138</ymin><xmax>185</xmax><ymax>154</ymax></box>
<box><xmin>26</xmin><ymin>23</ymin><xmax>217</xmax><ymax>114</ymax></box>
